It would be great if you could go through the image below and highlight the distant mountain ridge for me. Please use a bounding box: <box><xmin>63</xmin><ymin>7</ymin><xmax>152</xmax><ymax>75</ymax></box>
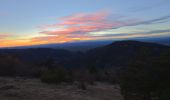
<box><xmin>2</xmin><ymin>40</ymin><xmax>113</xmax><ymax>52</ymax></box>
<box><xmin>0</xmin><ymin>40</ymin><xmax>170</xmax><ymax>77</ymax></box>
<box><xmin>0</xmin><ymin>40</ymin><xmax>170</xmax><ymax>69</ymax></box>
<box><xmin>85</xmin><ymin>40</ymin><xmax>170</xmax><ymax>68</ymax></box>
<box><xmin>1</xmin><ymin>37</ymin><xmax>170</xmax><ymax>52</ymax></box>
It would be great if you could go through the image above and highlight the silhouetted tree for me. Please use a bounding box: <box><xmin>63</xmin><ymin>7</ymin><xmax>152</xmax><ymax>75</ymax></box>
<box><xmin>40</xmin><ymin>67</ymin><xmax>73</xmax><ymax>84</ymax></box>
<box><xmin>0</xmin><ymin>54</ymin><xmax>22</xmax><ymax>76</ymax></box>
<box><xmin>119</xmin><ymin>51</ymin><xmax>170</xmax><ymax>100</ymax></box>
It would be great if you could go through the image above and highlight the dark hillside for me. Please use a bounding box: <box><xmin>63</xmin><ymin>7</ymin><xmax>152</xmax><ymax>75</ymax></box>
<box><xmin>85</xmin><ymin>40</ymin><xmax>170</xmax><ymax>68</ymax></box>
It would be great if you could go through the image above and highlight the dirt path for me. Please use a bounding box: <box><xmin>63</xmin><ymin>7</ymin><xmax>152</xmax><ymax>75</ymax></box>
<box><xmin>0</xmin><ymin>77</ymin><xmax>123</xmax><ymax>100</ymax></box>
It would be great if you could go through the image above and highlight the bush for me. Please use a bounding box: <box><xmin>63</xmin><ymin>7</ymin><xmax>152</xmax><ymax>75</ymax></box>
<box><xmin>119</xmin><ymin>51</ymin><xmax>170</xmax><ymax>100</ymax></box>
<box><xmin>40</xmin><ymin>69</ymin><xmax>73</xmax><ymax>84</ymax></box>
<box><xmin>77</xmin><ymin>82</ymin><xmax>87</xmax><ymax>90</ymax></box>
<box><xmin>0</xmin><ymin>55</ymin><xmax>22</xmax><ymax>76</ymax></box>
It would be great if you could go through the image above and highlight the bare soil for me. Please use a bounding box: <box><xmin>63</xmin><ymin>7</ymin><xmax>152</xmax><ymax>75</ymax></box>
<box><xmin>0</xmin><ymin>77</ymin><xmax>123</xmax><ymax>100</ymax></box>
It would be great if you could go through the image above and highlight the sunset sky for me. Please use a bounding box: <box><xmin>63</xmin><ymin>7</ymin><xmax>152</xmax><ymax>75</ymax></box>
<box><xmin>0</xmin><ymin>0</ymin><xmax>170</xmax><ymax>47</ymax></box>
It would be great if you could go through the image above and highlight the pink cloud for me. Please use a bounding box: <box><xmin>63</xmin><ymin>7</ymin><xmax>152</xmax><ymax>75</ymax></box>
<box><xmin>34</xmin><ymin>11</ymin><xmax>142</xmax><ymax>44</ymax></box>
<box><xmin>40</xmin><ymin>11</ymin><xmax>132</xmax><ymax>36</ymax></box>
<box><xmin>0</xmin><ymin>34</ymin><xmax>10</xmax><ymax>39</ymax></box>
<box><xmin>60</xmin><ymin>11</ymin><xmax>109</xmax><ymax>24</ymax></box>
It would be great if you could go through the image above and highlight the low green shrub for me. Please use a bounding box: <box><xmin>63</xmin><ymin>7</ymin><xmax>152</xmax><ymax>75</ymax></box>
<box><xmin>40</xmin><ymin>69</ymin><xmax>73</xmax><ymax>84</ymax></box>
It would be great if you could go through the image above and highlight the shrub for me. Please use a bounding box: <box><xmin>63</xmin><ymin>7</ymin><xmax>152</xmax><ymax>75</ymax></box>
<box><xmin>119</xmin><ymin>51</ymin><xmax>170</xmax><ymax>100</ymax></box>
<box><xmin>0</xmin><ymin>55</ymin><xmax>22</xmax><ymax>76</ymax></box>
<box><xmin>77</xmin><ymin>82</ymin><xmax>87</xmax><ymax>90</ymax></box>
<box><xmin>40</xmin><ymin>69</ymin><xmax>73</xmax><ymax>84</ymax></box>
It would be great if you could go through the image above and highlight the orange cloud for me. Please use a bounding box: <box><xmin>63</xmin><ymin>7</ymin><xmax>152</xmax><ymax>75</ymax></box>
<box><xmin>0</xmin><ymin>34</ymin><xmax>10</xmax><ymax>39</ymax></box>
<box><xmin>3</xmin><ymin>11</ymin><xmax>162</xmax><ymax>48</ymax></box>
<box><xmin>39</xmin><ymin>11</ymin><xmax>130</xmax><ymax>37</ymax></box>
<box><xmin>32</xmin><ymin>11</ymin><xmax>137</xmax><ymax>45</ymax></box>
<box><xmin>31</xmin><ymin>34</ymin><xmax>92</xmax><ymax>44</ymax></box>
<box><xmin>0</xmin><ymin>39</ymin><xmax>29</xmax><ymax>47</ymax></box>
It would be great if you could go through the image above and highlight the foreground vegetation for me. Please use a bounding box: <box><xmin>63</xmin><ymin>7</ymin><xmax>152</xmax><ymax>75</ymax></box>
<box><xmin>0</xmin><ymin>77</ymin><xmax>123</xmax><ymax>100</ymax></box>
<box><xmin>119</xmin><ymin>51</ymin><xmax>170</xmax><ymax>100</ymax></box>
<box><xmin>0</xmin><ymin>41</ymin><xmax>170</xmax><ymax>100</ymax></box>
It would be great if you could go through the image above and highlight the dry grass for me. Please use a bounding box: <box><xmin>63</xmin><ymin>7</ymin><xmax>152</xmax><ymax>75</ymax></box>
<box><xmin>0</xmin><ymin>77</ymin><xmax>123</xmax><ymax>100</ymax></box>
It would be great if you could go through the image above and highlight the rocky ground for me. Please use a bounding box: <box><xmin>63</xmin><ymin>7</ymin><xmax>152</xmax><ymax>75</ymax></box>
<box><xmin>0</xmin><ymin>77</ymin><xmax>123</xmax><ymax>100</ymax></box>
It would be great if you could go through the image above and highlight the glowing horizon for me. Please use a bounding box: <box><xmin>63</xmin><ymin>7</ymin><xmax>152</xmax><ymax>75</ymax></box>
<box><xmin>0</xmin><ymin>0</ymin><xmax>170</xmax><ymax>47</ymax></box>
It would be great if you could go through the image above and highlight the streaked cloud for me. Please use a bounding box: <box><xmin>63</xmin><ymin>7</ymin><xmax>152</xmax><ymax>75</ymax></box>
<box><xmin>35</xmin><ymin>11</ymin><xmax>135</xmax><ymax>43</ymax></box>
<box><xmin>0</xmin><ymin>34</ymin><xmax>10</xmax><ymax>39</ymax></box>
<box><xmin>108</xmin><ymin>15</ymin><xmax>170</xmax><ymax>29</ymax></box>
<box><xmin>1</xmin><ymin>10</ymin><xmax>170</xmax><ymax>47</ymax></box>
<box><xmin>29</xmin><ymin>10</ymin><xmax>170</xmax><ymax>44</ymax></box>
<box><xmin>129</xmin><ymin>0</ymin><xmax>170</xmax><ymax>12</ymax></box>
<box><xmin>91</xmin><ymin>29</ymin><xmax>170</xmax><ymax>39</ymax></box>
<box><xmin>40</xmin><ymin>11</ymin><xmax>130</xmax><ymax>35</ymax></box>
<box><xmin>40</xmin><ymin>12</ymin><xmax>170</xmax><ymax>36</ymax></box>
